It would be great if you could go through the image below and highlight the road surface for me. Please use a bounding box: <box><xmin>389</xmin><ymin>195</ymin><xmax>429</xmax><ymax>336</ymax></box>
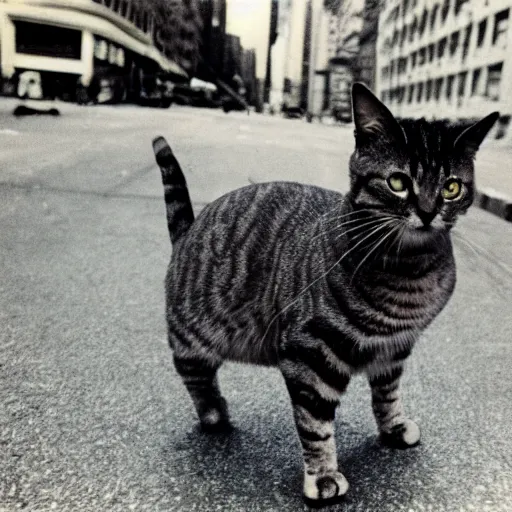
<box><xmin>1</xmin><ymin>102</ymin><xmax>511</xmax><ymax>512</ymax></box>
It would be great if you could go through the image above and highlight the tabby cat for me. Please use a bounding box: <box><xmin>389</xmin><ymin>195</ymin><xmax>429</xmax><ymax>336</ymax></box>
<box><xmin>152</xmin><ymin>83</ymin><xmax>498</xmax><ymax>506</ymax></box>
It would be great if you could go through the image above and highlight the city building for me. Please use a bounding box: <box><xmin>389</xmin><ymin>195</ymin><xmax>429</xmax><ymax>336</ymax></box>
<box><xmin>354</xmin><ymin>0</ymin><xmax>380</xmax><ymax>90</ymax></box>
<box><xmin>264</xmin><ymin>0</ymin><xmax>307</xmax><ymax>111</ymax></box>
<box><xmin>226</xmin><ymin>0</ymin><xmax>271</xmax><ymax>81</ymax></box>
<box><xmin>241</xmin><ymin>48</ymin><xmax>257</xmax><ymax>105</ymax></box>
<box><xmin>376</xmin><ymin>0</ymin><xmax>512</xmax><ymax>121</ymax></box>
<box><xmin>284</xmin><ymin>0</ymin><xmax>308</xmax><ymax>109</ymax></box>
<box><xmin>225</xmin><ymin>0</ymin><xmax>272</xmax><ymax>110</ymax></box>
<box><xmin>0</xmin><ymin>0</ymin><xmax>188</xmax><ymax>102</ymax></box>
<box><xmin>198</xmin><ymin>0</ymin><xmax>227</xmax><ymax>79</ymax></box>
<box><xmin>264</xmin><ymin>0</ymin><xmax>279</xmax><ymax>103</ymax></box>
<box><xmin>269</xmin><ymin>0</ymin><xmax>291</xmax><ymax>110</ymax></box>
<box><xmin>306</xmin><ymin>0</ymin><xmax>363</xmax><ymax>119</ymax></box>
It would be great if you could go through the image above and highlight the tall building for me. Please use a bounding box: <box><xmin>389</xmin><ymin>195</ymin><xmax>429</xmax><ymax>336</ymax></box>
<box><xmin>325</xmin><ymin>0</ymin><xmax>363</xmax><ymax>60</ymax></box>
<box><xmin>225</xmin><ymin>0</ymin><xmax>272</xmax><ymax>109</ymax></box>
<box><xmin>306</xmin><ymin>0</ymin><xmax>330</xmax><ymax>116</ymax></box>
<box><xmin>301</xmin><ymin>0</ymin><xmax>313</xmax><ymax>109</ymax></box>
<box><xmin>354</xmin><ymin>0</ymin><xmax>380</xmax><ymax>91</ymax></box>
<box><xmin>306</xmin><ymin>0</ymin><xmax>363</xmax><ymax>118</ymax></box>
<box><xmin>264</xmin><ymin>0</ymin><xmax>279</xmax><ymax>102</ymax></box>
<box><xmin>223</xmin><ymin>33</ymin><xmax>243</xmax><ymax>78</ymax></box>
<box><xmin>198</xmin><ymin>0</ymin><xmax>227</xmax><ymax>79</ymax></box>
<box><xmin>269</xmin><ymin>0</ymin><xmax>291</xmax><ymax>109</ymax></box>
<box><xmin>226</xmin><ymin>0</ymin><xmax>271</xmax><ymax>81</ymax></box>
<box><xmin>266</xmin><ymin>0</ymin><xmax>307</xmax><ymax>110</ymax></box>
<box><xmin>196</xmin><ymin>0</ymin><xmax>257</xmax><ymax>109</ymax></box>
<box><xmin>376</xmin><ymin>0</ymin><xmax>512</xmax><ymax>120</ymax></box>
<box><xmin>284</xmin><ymin>0</ymin><xmax>308</xmax><ymax>108</ymax></box>
<box><xmin>241</xmin><ymin>48</ymin><xmax>257</xmax><ymax>104</ymax></box>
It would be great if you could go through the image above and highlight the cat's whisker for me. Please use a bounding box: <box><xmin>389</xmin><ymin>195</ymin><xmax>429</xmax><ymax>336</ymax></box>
<box><xmin>320</xmin><ymin>208</ymin><xmax>399</xmax><ymax>229</ymax></box>
<box><xmin>321</xmin><ymin>207</ymin><xmax>375</xmax><ymax>223</ymax></box>
<box><xmin>318</xmin><ymin>210</ymin><xmax>365</xmax><ymax>227</ymax></box>
<box><xmin>326</xmin><ymin>209</ymin><xmax>402</xmax><ymax>222</ymax></box>
<box><xmin>381</xmin><ymin>222</ymin><xmax>405</xmax><ymax>271</ymax></box>
<box><xmin>315</xmin><ymin>217</ymin><xmax>392</xmax><ymax>243</ymax></box>
<box><xmin>332</xmin><ymin>216</ymin><xmax>396</xmax><ymax>243</ymax></box>
<box><xmin>313</xmin><ymin>215</ymin><xmax>397</xmax><ymax>241</ymax></box>
<box><xmin>335</xmin><ymin>220</ymin><xmax>398</xmax><ymax>245</ymax></box>
<box><xmin>349</xmin><ymin>223</ymin><xmax>402</xmax><ymax>284</ymax></box>
<box><xmin>394</xmin><ymin>224</ymin><xmax>407</xmax><ymax>267</ymax></box>
<box><xmin>260</xmin><ymin>219</ymin><xmax>397</xmax><ymax>345</ymax></box>
<box><xmin>347</xmin><ymin>218</ymin><xmax>398</xmax><ymax>245</ymax></box>
<box><xmin>326</xmin><ymin>212</ymin><xmax>401</xmax><ymax>231</ymax></box>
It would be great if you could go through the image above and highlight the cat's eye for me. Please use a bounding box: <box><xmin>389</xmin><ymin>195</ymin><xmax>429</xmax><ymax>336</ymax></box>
<box><xmin>387</xmin><ymin>173</ymin><xmax>409</xmax><ymax>198</ymax></box>
<box><xmin>442</xmin><ymin>178</ymin><xmax>463</xmax><ymax>201</ymax></box>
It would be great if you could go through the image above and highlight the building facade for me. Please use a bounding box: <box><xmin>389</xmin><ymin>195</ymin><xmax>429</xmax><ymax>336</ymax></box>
<box><xmin>0</xmin><ymin>0</ymin><xmax>189</xmax><ymax>102</ymax></box>
<box><xmin>269</xmin><ymin>0</ymin><xmax>291</xmax><ymax>109</ymax></box>
<box><xmin>264</xmin><ymin>0</ymin><xmax>307</xmax><ymax>110</ymax></box>
<box><xmin>306</xmin><ymin>0</ymin><xmax>363</xmax><ymax>118</ymax></box>
<box><xmin>354</xmin><ymin>0</ymin><xmax>380</xmax><ymax>90</ymax></box>
<box><xmin>264</xmin><ymin>0</ymin><xmax>279</xmax><ymax>103</ymax></box>
<box><xmin>284</xmin><ymin>0</ymin><xmax>307</xmax><ymax>108</ymax></box>
<box><xmin>198</xmin><ymin>0</ymin><xmax>227</xmax><ymax>80</ymax></box>
<box><xmin>376</xmin><ymin>0</ymin><xmax>512</xmax><ymax>120</ymax></box>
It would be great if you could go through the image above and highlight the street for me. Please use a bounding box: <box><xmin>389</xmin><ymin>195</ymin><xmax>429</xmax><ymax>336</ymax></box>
<box><xmin>1</xmin><ymin>101</ymin><xmax>511</xmax><ymax>512</ymax></box>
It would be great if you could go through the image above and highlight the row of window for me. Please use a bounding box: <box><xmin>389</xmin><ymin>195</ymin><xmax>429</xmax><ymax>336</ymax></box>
<box><xmin>93</xmin><ymin>0</ymin><xmax>198</xmax><ymax>60</ymax></box>
<box><xmin>381</xmin><ymin>62</ymin><xmax>503</xmax><ymax>105</ymax></box>
<box><xmin>94</xmin><ymin>38</ymin><xmax>125</xmax><ymax>67</ymax></box>
<box><xmin>382</xmin><ymin>4</ymin><xmax>509</xmax><ymax>51</ymax></box>
<box><xmin>385</xmin><ymin>0</ymin><xmax>470</xmax><ymax>27</ymax></box>
<box><xmin>381</xmin><ymin>9</ymin><xmax>509</xmax><ymax>79</ymax></box>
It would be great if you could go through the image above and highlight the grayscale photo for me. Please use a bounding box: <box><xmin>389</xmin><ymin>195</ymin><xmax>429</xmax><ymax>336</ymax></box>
<box><xmin>1</xmin><ymin>0</ymin><xmax>511</xmax><ymax>511</ymax></box>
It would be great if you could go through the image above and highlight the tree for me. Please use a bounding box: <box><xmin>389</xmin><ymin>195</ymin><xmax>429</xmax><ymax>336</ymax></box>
<box><xmin>147</xmin><ymin>0</ymin><xmax>203</xmax><ymax>75</ymax></box>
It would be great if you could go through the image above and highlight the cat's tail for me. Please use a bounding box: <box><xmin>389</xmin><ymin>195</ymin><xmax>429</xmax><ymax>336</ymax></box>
<box><xmin>152</xmin><ymin>136</ymin><xmax>195</xmax><ymax>245</ymax></box>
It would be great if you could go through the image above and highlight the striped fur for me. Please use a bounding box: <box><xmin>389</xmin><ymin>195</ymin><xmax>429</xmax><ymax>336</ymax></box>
<box><xmin>153</xmin><ymin>83</ymin><xmax>498</xmax><ymax>505</ymax></box>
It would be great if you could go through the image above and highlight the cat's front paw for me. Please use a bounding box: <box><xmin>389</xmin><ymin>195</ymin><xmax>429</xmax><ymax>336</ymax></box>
<box><xmin>303</xmin><ymin>470</ymin><xmax>349</xmax><ymax>507</ymax></box>
<box><xmin>380</xmin><ymin>419</ymin><xmax>420</xmax><ymax>449</ymax></box>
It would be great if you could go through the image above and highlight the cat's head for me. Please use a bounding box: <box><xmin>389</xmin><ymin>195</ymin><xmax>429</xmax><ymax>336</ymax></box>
<box><xmin>347</xmin><ymin>83</ymin><xmax>498</xmax><ymax>248</ymax></box>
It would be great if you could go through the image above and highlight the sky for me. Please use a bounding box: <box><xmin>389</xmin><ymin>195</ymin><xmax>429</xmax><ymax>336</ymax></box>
<box><xmin>226</xmin><ymin>0</ymin><xmax>272</xmax><ymax>79</ymax></box>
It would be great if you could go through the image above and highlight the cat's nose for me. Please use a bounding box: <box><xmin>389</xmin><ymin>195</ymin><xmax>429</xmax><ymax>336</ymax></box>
<box><xmin>417</xmin><ymin>209</ymin><xmax>436</xmax><ymax>227</ymax></box>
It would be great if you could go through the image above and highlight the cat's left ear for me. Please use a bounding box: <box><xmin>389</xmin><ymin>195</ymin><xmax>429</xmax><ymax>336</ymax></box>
<box><xmin>351</xmin><ymin>82</ymin><xmax>406</xmax><ymax>147</ymax></box>
<box><xmin>453</xmin><ymin>111</ymin><xmax>500</xmax><ymax>157</ymax></box>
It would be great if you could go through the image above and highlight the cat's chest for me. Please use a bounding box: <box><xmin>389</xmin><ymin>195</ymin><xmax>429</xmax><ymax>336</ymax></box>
<box><xmin>366</xmin><ymin>276</ymin><xmax>453</xmax><ymax>326</ymax></box>
<box><xmin>326</xmin><ymin>262</ymin><xmax>456</xmax><ymax>339</ymax></box>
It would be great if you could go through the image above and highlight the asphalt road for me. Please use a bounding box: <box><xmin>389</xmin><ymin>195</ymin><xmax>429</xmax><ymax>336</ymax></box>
<box><xmin>1</xmin><ymin>101</ymin><xmax>511</xmax><ymax>512</ymax></box>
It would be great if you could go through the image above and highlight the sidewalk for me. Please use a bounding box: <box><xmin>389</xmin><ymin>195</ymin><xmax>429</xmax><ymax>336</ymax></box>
<box><xmin>474</xmin><ymin>140</ymin><xmax>512</xmax><ymax>222</ymax></box>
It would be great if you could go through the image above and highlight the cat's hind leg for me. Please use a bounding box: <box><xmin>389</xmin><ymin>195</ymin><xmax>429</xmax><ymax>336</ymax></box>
<box><xmin>173</xmin><ymin>353</ymin><xmax>231</xmax><ymax>432</ymax></box>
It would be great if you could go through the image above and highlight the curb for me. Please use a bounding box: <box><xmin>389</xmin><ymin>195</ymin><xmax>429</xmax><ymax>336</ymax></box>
<box><xmin>475</xmin><ymin>190</ymin><xmax>512</xmax><ymax>223</ymax></box>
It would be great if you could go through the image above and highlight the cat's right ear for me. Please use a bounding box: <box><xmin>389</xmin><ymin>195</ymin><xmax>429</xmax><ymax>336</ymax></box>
<box><xmin>351</xmin><ymin>83</ymin><xmax>406</xmax><ymax>147</ymax></box>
